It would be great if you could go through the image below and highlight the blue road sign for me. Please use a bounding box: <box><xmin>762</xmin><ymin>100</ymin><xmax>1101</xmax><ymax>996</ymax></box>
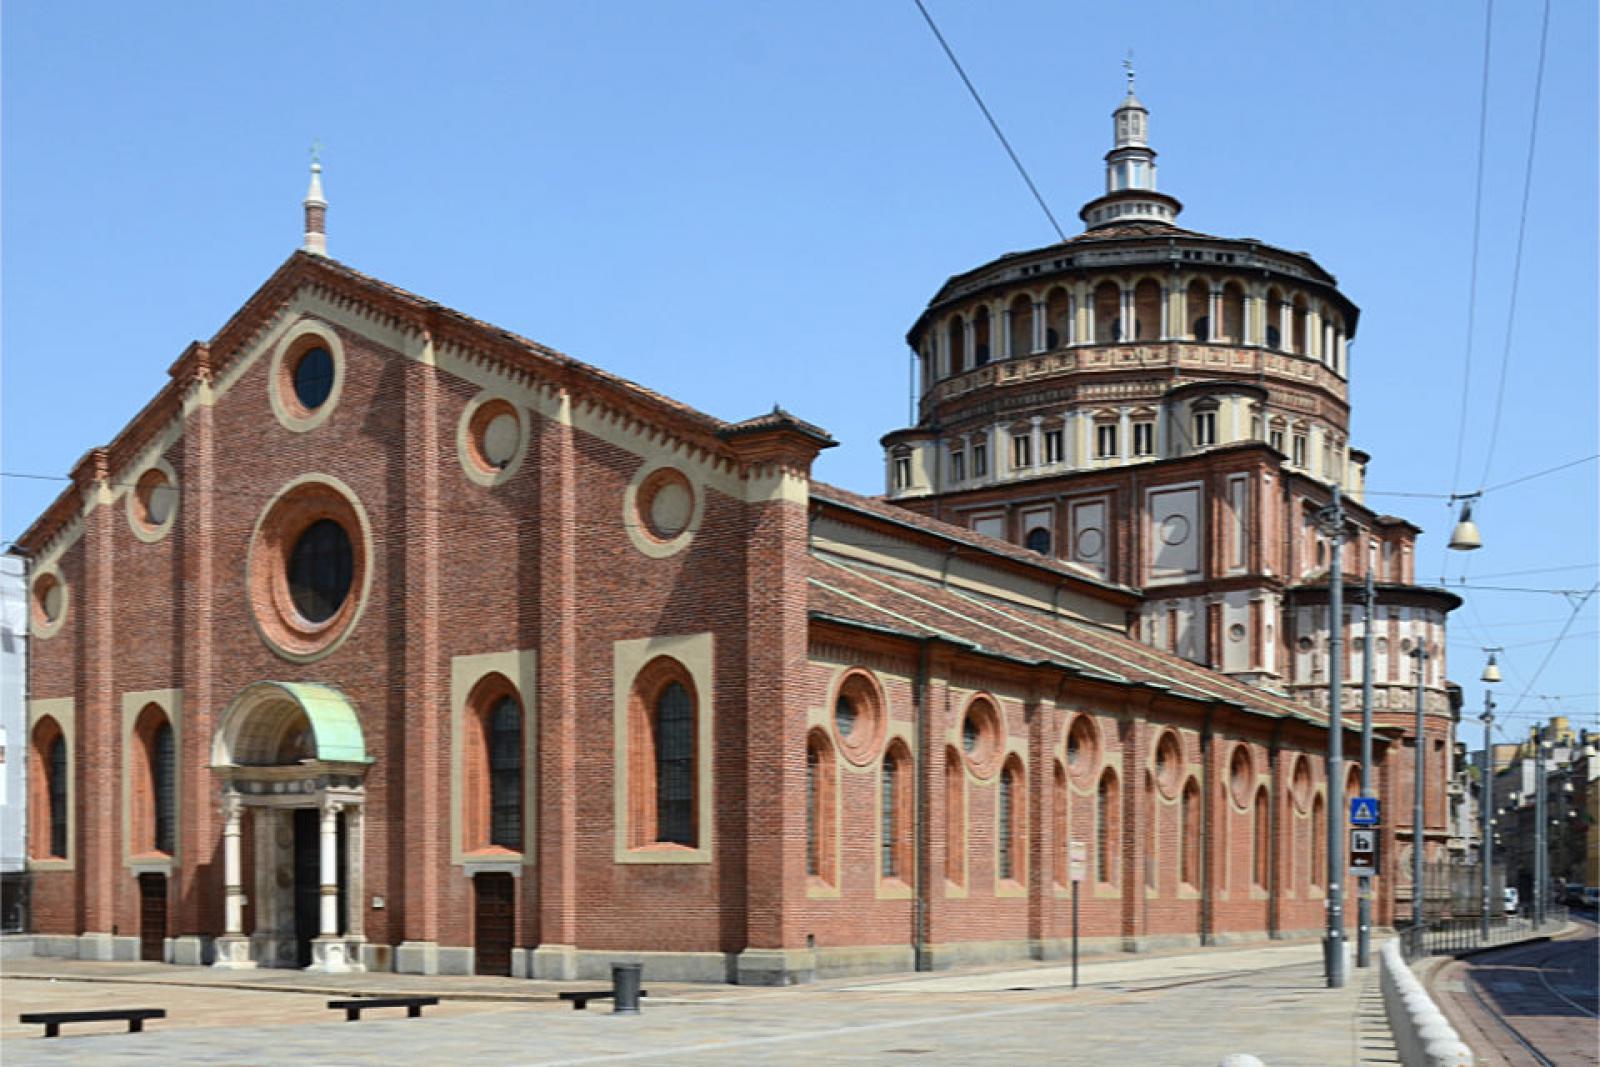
<box><xmin>1350</xmin><ymin>796</ymin><xmax>1380</xmax><ymax>826</ymax></box>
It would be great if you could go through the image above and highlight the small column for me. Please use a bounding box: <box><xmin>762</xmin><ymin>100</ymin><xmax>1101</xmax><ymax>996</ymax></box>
<box><xmin>1120</xmin><ymin>286</ymin><xmax>1133</xmax><ymax>342</ymax></box>
<box><xmin>309</xmin><ymin>799</ymin><xmax>354</xmax><ymax>973</ymax></box>
<box><xmin>1032</xmin><ymin>300</ymin><xmax>1046</xmax><ymax>353</ymax></box>
<box><xmin>963</xmin><ymin>319</ymin><xmax>976</xmax><ymax>365</ymax></box>
<box><xmin>1000</xmin><ymin>306</ymin><xmax>1013</xmax><ymax>359</ymax></box>
<box><xmin>213</xmin><ymin>792</ymin><xmax>254</xmax><ymax>968</ymax></box>
<box><xmin>1278</xmin><ymin>301</ymin><xmax>1289</xmax><ymax>349</ymax></box>
<box><xmin>1209</xmin><ymin>287</ymin><xmax>1222</xmax><ymax>341</ymax></box>
<box><xmin>1118</xmin><ymin>407</ymin><xmax>1132</xmax><ymax>461</ymax></box>
<box><xmin>1159</xmin><ymin>285</ymin><xmax>1170</xmax><ymax>340</ymax></box>
<box><xmin>1030</xmin><ymin>416</ymin><xmax>1043</xmax><ymax>470</ymax></box>
<box><xmin>1242</xmin><ymin>294</ymin><xmax>1256</xmax><ymax>345</ymax></box>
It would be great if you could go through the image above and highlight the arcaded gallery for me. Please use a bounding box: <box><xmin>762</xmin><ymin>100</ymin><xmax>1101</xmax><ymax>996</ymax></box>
<box><xmin>15</xmin><ymin>88</ymin><xmax>1456</xmax><ymax>984</ymax></box>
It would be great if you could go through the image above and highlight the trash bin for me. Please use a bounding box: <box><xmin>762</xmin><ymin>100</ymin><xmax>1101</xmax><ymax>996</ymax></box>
<box><xmin>611</xmin><ymin>963</ymin><xmax>642</xmax><ymax>1015</ymax></box>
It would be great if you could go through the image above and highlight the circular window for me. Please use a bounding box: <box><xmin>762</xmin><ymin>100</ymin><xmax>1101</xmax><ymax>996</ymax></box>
<box><xmin>960</xmin><ymin>697</ymin><xmax>1003</xmax><ymax>778</ymax></box>
<box><xmin>1024</xmin><ymin>527</ymin><xmax>1051</xmax><ymax>555</ymax></box>
<box><xmin>1290</xmin><ymin>755</ymin><xmax>1313</xmax><ymax>813</ymax></box>
<box><xmin>31</xmin><ymin>570</ymin><xmax>66</xmax><ymax>635</ymax></box>
<box><xmin>1376</xmin><ymin>637</ymin><xmax>1389</xmax><ymax>655</ymax></box>
<box><xmin>458</xmin><ymin>394</ymin><xmax>527</xmax><ymax>486</ymax></box>
<box><xmin>1297</xmin><ymin>636</ymin><xmax>1314</xmax><ymax>653</ymax></box>
<box><xmin>832</xmin><ymin>670</ymin><xmax>886</xmax><ymax>766</ymax></box>
<box><xmin>640</xmin><ymin>468</ymin><xmax>693</xmax><ymax>540</ymax></box>
<box><xmin>1229</xmin><ymin>745</ymin><xmax>1254</xmax><ymax>809</ymax></box>
<box><xmin>626</xmin><ymin>464</ymin><xmax>702</xmax><ymax>559</ymax></box>
<box><xmin>1076</xmin><ymin>527</ymin><xmax>1104</xmax><ymax>559</ymax></box>
<box><xmin>1159</xmin><ymin>515</ymin><xmax>1190</xmax><ymax>546</ymax></box>
<box><xmin>127</xmin><ymin>463</ymin><xmax>179</xmax><ymax>541</ymax></box>
<box><xmin>269</xmin><ymin>323</ymin><xmax>345</xmax><ymax>433</ymax></box>
<box><xmin>1065</xmin><ymin>713</ymin><xmax>1100</xmax><ymax>786</ymax></box>
<box><xmin>1228</xmin><ymin>623</ymin><xmax>1246</xmax><ymax>642</ymax></box>
<box><xmin>248</xmin><ymin>477</ymin><xmax>372</xmax><ymax>662</ymax></box>
<box><xmin>286</xmin><ymin>519</ymin><xmax>353</xmax><ymax>623</ymax></box>
<box><xmin>834</xmin><ymin>696</ymin><xmax>857</xmax><ymax>739</ymax></box>
<box><xmin>1154</xmin><ymin>730</ymin><xmax>1182</xmax><ymax>799</ymax></box>
<box><xmin>292</xmin><ymin>347</ymin><xmax>335</xmax><ymax>411</ymax></box>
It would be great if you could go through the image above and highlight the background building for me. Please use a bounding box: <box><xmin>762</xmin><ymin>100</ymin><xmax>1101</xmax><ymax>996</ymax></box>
<box><xmin>1</xmin><ymin>555</ymin><xmax>27</xmax><ymax>933</ymax></box>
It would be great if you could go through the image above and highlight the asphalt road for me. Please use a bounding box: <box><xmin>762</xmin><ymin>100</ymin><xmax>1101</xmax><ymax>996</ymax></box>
<box><xmin>1431</xmin><ymin>915</ymin><xmax>1599</xmax><ymax>1067</ymax></box>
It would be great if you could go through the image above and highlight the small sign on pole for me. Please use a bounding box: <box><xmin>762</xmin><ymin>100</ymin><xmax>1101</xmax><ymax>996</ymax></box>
<box><xmin>1350</xmin><ymin>826</ymin><xmax>1379</xmax><ymax>876</ymax></box>
<box><xmin>1069</xmin><ymin>841</ymin><xmax>1088</xmax><ymax>883</ymax></box>
<box><xmin>1350</xmin><ymin>796</ymin><xmax>1380</xmax><ymax>826</ymax></box>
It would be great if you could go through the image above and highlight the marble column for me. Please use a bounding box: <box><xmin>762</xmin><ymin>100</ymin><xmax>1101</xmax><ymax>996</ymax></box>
<box><xmin>212</xmin><ymin>791</ymin><xmax>254</xmax><ymax>968</ymax></box>
<box><xmin>308</xmin><ymin>799</ymin><xmax>355</xmax><ymax>972</ymax></box>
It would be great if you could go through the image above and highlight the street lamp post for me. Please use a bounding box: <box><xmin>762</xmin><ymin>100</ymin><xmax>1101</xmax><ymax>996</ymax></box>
<box><xmin>1356</xmin><ymin>540</ymin><xmax>1376</xmax><ymax>969</ymax></box>
<box><xmin>1534</xmin><ymin>727</ymin><xmax>1548</xmax><ymax>927</ymax></box>
<box><xmin>1410</xmin><ymin>646</ymin><xmax>1429</xmax><ymax>958</ymax></box>
<box><xmin>1479</xmin><ymin>693</ymin><xmax>1495</xmax><ymax>940</ymax></box>
<box><xmin>1315</xmin><ymin>487</ymin><xmax>1347</xmax><ymax>987</ymax></box>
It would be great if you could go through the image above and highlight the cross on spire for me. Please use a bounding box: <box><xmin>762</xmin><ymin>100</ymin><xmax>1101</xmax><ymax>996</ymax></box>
<box><xmin>1123</xmin><ymin>50</ymin><xmax>1135</xmax><ymax>94</ymax></box>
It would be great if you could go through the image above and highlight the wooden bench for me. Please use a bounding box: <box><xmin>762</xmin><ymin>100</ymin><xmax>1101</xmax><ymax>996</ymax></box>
<box><xmin>326</xmin><ymin>996</ymin><xmax>439</xmax><ymax>1021</ymax></box>
<box><xmin>557</xmin><ymin>988</ymin><xmax>649</xmax><ymax>1011</ymax></box>
<box><xmin>19</xmin><ymin>1008</ymin><xmax>166</xmax><ymax>1038</ymax></box>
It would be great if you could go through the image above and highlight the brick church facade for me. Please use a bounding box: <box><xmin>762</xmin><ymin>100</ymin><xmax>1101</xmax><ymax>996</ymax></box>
<box><xmin>14</xmin><ymin>90</ymin><xmax>1454</xmax><ymax>983</ymax></box>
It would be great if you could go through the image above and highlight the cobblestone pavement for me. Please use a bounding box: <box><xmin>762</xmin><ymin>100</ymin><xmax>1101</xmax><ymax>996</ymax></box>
<box><xmin>3</xmin><ymin>939</ymin><xmax>1397</xmax><ymax>1066</ymax></box>
<box><xmin>1430</xmin><ymin>917</ymin><xmax>1599</xmax><ymax>1067</ymax></box>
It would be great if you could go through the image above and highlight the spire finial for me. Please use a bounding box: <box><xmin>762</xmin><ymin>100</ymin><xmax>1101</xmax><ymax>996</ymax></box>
<box><xmin>302</xmin><ymin>141</ymin><xmax>328</xmax><ymax>256</ymax></box>
<box><xmin>1123</xmin><ymin>50</ymin><xmax>1135</xmax><ymax>94</ymax></box>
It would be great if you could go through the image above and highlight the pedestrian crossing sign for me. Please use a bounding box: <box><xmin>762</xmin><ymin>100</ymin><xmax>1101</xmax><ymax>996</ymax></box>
<box><xmin>1349</xmin><ymin>796</ymin><xmax>1380</xmax><ymax>826</ymax></box>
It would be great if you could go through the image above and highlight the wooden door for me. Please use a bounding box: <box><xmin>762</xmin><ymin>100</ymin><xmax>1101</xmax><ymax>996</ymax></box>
<box><xmin>293</xmin><ymin>809</ymin><xmax>319</xmax><ymax>967</ymax></box>
<box><xmin>474</xmin><ymin>872</ymin><xmax>514</xmax><ymax>976</ymax></box>
<box><xmin>137</xmin><ymin>873</ymin><xmax>167</xmax><ymax>962</ymax></box>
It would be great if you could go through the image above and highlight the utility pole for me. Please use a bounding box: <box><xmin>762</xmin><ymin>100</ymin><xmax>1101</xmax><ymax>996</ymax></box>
<box><xmin>1411</xmin><ymin>646</ymin><xmax>1429</xmax><ymax>957</ymax></box>
<box><xmin>1316</xmin><ymin>486</ymin><xmax>1346</xmax><ymax>987</ymax></box>
<box><xmin>1479</xmin><ymin>693</ymin><xmax>1494</xmax><ymax>940</ymax></box>
<box><xmin>1533</xmin><ymin>725</ymin><xmax>1548</xmax><ymax>927</ymax></box>
<box><xmin>1357</xmin><ymin>544</ymin><xmax>1376</xmax><ymax>968</ymax></box>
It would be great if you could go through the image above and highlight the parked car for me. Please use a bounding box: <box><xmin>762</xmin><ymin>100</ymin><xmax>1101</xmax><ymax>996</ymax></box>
<box><xmin>1583</xmin><ymin>887</ymin><xmax>1599</xmax><ymax>911</ymax></box>
<box><xmin>1503</xmin><ymin>887</ymin><xmax>1520</xmax><ymax>915</ymax></box>
<box><xmin>1560</xmin><ymin>883</ymin><xmax>1585</xmax><ymax>906</ymax></box>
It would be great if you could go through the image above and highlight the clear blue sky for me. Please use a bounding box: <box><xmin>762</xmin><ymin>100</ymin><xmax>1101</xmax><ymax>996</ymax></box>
<box><xmin>4</xmin><ymin>2</ymin><xmax>1595</xmax><ymax>746</ymax></box>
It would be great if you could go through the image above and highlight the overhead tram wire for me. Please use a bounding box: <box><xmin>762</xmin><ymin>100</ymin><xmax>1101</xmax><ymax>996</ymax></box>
<box><xmin>1364</xmin><ymin>453</ymin><xmax>1597</xmax><ymax>502</ymax></box>
<box><xmin>1474</xmin><ymin>0</ymin><xmax>1554</xmax><ymax>497</ymax></box>
<box><xmin>909</xmin><ymin>0</ymin><xmax>1068</xmax><ymax>244</ymax></box>
<box><xmin>1500</xmin><ymin>583</ymin><xmax>1596</xmax><ymax>722</ymax></box>
<box><xmin>1446</xmin><ymin>0</ymin><xmax>1497</xmax><ymax>503</ymax></box>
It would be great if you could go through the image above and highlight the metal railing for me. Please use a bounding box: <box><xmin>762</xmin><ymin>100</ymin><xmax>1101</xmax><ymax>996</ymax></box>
<box><xmin>1399</xmin><ymin>906</ymin><xmax>1568</xmax><ymax>961</ymax></box>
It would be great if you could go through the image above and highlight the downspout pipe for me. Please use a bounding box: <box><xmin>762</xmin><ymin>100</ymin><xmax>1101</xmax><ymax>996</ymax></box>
<box><xmin>1200</xmin><ymin>704</ymin><xmax>1214</xmax><ymax>946</ymax></box>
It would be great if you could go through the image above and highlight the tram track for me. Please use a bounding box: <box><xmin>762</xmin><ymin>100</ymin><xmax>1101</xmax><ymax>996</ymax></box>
<box><xmin>1432</xmin><ymin>919</ymin><xmax>1598</xmax><ymax>1067</ymax></box>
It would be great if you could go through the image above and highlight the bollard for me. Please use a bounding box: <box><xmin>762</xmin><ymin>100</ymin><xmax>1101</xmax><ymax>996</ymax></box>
<box><xmin>611</xmin><ymin>963</ymin><xmax>642</xmax><ymax>1015</ymax></box>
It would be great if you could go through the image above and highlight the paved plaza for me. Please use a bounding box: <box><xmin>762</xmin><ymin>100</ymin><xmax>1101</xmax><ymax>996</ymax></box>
<box><xmin>3</xmin><ymin>939</ymin><xmax>1400</xmax><ymax>1066</ymax></box>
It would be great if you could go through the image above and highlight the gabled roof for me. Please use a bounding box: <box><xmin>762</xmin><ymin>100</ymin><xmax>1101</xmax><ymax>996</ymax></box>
<box><xmin>13</xmin><ymin>251</ymin><xmax>809</xmax><ymax>554</ymax></box>
<box><xmin>809</xmin><ymin>480</ymin><xmax>1140</xmax><ymax>604</ymax></box>
<box><xmin>808</xmin><ymin>551</ymin><xmax>1350</xmax><ymax>732</ymax></box>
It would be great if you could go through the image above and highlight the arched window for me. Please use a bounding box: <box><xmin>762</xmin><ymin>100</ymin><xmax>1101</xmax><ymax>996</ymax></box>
<box><xmin>1096</xmin><ymin>770</ymin><xmax>1119</xmax><ymax>884</ymax></box>
<box><xmin>806</xmin><ymin>729</ymin><xmax>837</xmax><ymax>884</ymax></box>
<box><xmin>132</xmin><ymin>705</ymin><xmax>177</xmax><ymax>856</ymax></box>
<box><xmin>1146</xmin><ymin>773</ymin><xmax>1159</xmax><ymax>889</ymax></box>
<box><xmin>1253</xmin><ymin>787</ymin><xmax>1270</xmax><ymax>888</ymax></box>
<box><xmin>1093</xmin><ymin>282</ymin><xmax>1121</xmax><ymax>342</ymax></box>
<box><xmin>656</xmin><ymin>682</ymin><xmax>695</xmax><ymax>846</ymax></box>
<box><xmin>1009</xmin><ymin>294</ymin><xmax>1032</xmax><ymax>357</ymax></box>
<box><xmin>488</xmin><ymin>697</ymin><xmax>522</xmax><ymax>850</ymax></box>
<box><xmin>945</xmin><ymin>746</ymin><xmax>965</xmax><ymax>885</ymax></box>
<box><xmin>1053</xmin><ymin>762</ymin><xmax>1068</xmax><ymax>886</ymax></box>
<box><xmin>1221</xmin><ymin>282</ymin><xmax>1245</xmax><ymax>342</ymax></box>
<box><xmin>948</xmin><ymin>316</ymin><xmax>966</xmax><ymax>374</ymax></box>
<box><xmin>1291</xmin><ymin>296</ymin><xmax>1308</xmax><ymax>354</ymax></box>
<box><xmin>1181</xmin><ymin>779</ymin><xmax>1200</xmax><ymax>886</ymax></box>
<box><xmin>1311</xmin><ymin>794</ymin><xmax>1325</xmax><ymax>889</ymax></box>
<box><xmin>1134</xmin><ymin>279</ymin><xmax>1162</xmax><ymax>340</ymax></box>
<box><xmin>973</xmin><ymin>306</ymin><xmax>991</xmax><ymax>366</ymax></box>
<box><xmin>30</xmin><ymin>718</ymin><xmax>68</xmax><ymax>860</ymax></box>
<box><xmin>1024</xmin><ymin>527</ymin><xmax>1051</xmax><ymax>555</ymax></box>
<box><xmin>998</xmin><ymin>759</ymin><xmax>1024</xmax><ymax>882</ymax></box>
<box><xmin>1264</xmin><ymin>287</ymin><xmax>1283</xmax><ymax>349</ymax></box>
<box><xmin>1186</xmin><ymin>280</ymin><xmax>1210</xmax><ymax>340</ymax></box>
<box><xmin>1045</xmin><ymin>287</ymin><xmax>1070</xmax><ymax>349</ymax></box>
<box><xmin>881</xmin><ymin>744</ymin><xmax>911</xmax><ymax>880</ymax></box>
<box><xmin>626</xmin><ymin>658</ymin><xmax>701</xmax><ymax>851</ymax></box>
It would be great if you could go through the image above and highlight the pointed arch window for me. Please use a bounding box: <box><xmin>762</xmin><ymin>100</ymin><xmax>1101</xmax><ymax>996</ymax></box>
<box><xmin>1181</xmin><ymin>778</ymin><xmax>1200</xmax><ymax>886</ymax></box>
<box><xmin>806</xmin><ymin>729</ymin><xmax>837</xmax><ymax>884</ymax></box>
<box><xmin>945</xmin><ymin>746</ymin><xmax>966</xmax><ymax>885</ymax></box>
<box><xmin>488</xmin><ymin>696</ymin><xmax>523</xmax><ymax>850</ymax></box>
<box><xmin>881</xmin><ymin>743</ymin><xmax>911</xmax><ymax>881</ymax></box>
<box><xmin>1253</xmin><ymin>787</ymin><xmax>1270</xmax><ymax>888</ymax></box>
<box><xmin>1096</xmin><ymin>770</ymin><xmax>1120</xmax><ymax>884</ymax></box>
